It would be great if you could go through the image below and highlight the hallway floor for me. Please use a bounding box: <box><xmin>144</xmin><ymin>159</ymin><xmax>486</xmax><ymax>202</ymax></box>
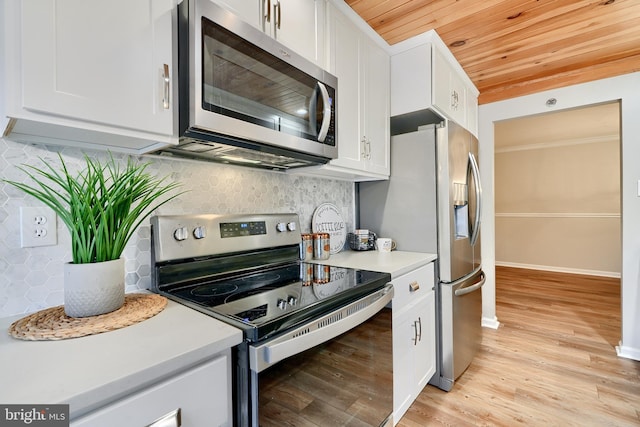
<box><xmin>398</xmin><ymin>267</ymin><xmax>640</xmax><ymax>426</ymax></box>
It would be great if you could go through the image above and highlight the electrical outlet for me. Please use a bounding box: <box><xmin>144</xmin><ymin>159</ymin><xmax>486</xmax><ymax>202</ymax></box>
<box><xmin>20</xmin><ymin>206</ymin><xmax>57</xmax><ymax>247</ymax></box>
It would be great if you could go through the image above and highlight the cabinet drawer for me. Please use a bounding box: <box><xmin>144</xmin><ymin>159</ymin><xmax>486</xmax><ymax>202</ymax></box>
<box><xmin>391</xmin><ymin>263</ymin><xmax>434</xmax><ymax>312</ymax></box>
<box><xmin>71</xmin><ymin>352</ymin><xmax>231</xmax><ymax>427</ymax></box>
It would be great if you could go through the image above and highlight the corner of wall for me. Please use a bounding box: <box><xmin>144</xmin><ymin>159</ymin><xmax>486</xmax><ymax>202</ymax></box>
<box><xmin>616</xmin><ymin>342</ymin><xmax>640</xmax><ymax>362</ymax></box>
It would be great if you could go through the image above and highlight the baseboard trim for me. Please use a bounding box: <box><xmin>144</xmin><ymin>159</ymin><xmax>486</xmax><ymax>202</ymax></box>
<box><xmin>616</xmin><ymin>342</ymin><xmax>640</xmax><ymax>361</ymax></box>
<box><xmin>495</xmin><ymin>261</ymin><xmax>620</xmax><ymax>278</ymax></box>
<box><xmin>482</xmin><ymin>316</ymin><xmax>500</xmax><ymax>329</ymax></box>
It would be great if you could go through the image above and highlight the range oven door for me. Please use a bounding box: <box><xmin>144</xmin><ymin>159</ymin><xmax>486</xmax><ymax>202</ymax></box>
<box><xmin>237</xmin><ymin>284</ymin><xmax>394</xmax><ymax>427</ymax></box>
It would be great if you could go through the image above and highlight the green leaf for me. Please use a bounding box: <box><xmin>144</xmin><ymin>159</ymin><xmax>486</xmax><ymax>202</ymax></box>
<box><xmin>2</xmin><ymin>153</ymin><xmax>186</xmax><ymax>263</ymax></box>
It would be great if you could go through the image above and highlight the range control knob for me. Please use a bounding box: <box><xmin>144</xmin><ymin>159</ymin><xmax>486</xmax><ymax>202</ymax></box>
<box><xmin>277</xmin><ymin>298</ymin><xmax>288</xmax><ymax>310</ymax></box>
<box><xmin>287</xmin><ymin>296</ymin><xmax>298</xmax><ymax>306</ymax></box>
<box><xmin>276</xmin><ymin>222</ymin><xmax>287</xmax><ymax>232</ymax></box>
<box><xmin>174</xmin><ymin>227</ymin><xmax>188</xmax><ymax>241</ymax></box>
<box><xmin>287</xmin><ymin>222</ymin><xmax>297</xmax><ymax>231</ymax></box>
<box><xmin>193</xmin><ymin>226</ymin><xmax>207</xmax><ymax>239</ymax></box>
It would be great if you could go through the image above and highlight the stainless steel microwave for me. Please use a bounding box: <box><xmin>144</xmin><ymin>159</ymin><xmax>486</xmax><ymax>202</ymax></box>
<box><xmin>159</xmin><ymin>0</ymin><xmax>338</xmax><ymax>170</ymax></box>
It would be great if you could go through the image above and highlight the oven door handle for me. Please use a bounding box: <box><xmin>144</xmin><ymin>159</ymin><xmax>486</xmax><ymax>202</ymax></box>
<box><xmin>249</xmin><ymin>284</ymin><xmax>394</xmax><ymax>373</ymax></box>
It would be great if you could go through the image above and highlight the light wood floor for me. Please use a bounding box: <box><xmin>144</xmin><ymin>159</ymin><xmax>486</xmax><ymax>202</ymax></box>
<box><xmin>399</xmin><ymin>266</ymin><xmax>640</xmax><ymax>427</ymax></box>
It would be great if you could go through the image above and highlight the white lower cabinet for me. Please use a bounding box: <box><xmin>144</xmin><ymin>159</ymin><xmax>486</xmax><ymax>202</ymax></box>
<box><xmin>392</xmin><ymin>263</ymin><xmax>436</xmax><ymax>424</ymax></box>
<box><xmin>71</xmin><ymin>351</ymin><xmax>232</xmax><ymax>427</ymax></box>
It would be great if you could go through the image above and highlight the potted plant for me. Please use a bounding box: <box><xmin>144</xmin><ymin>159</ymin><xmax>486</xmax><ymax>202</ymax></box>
<box><xmin>3</xmin><ymin>153</ymin><xmax>183</xmax><ymax>317</ymax></box>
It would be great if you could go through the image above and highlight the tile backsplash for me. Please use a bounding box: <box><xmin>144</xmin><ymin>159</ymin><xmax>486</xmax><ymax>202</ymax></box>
<box><xmin>0</xmin><ymin>138</ymin><xmax>355</xmax><ymax>318</ymax></box>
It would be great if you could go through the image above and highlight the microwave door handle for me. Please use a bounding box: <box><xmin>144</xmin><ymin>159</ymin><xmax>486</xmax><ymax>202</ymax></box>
<box><xmin>469</xmin><ymin>152</ymin><xmax>482</xmax><ymax>246</ymax></box>
<box><xmin>316</xmin><ymin>82</ymin><xmax>331</xmax><ymax>142</ymax></box>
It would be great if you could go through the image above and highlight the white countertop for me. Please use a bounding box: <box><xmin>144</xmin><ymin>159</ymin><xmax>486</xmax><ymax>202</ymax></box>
<box><xmin>0</xmin><ymin>252</ymin><xmax>435</xmax><ymax>418</ymax></box>
<box><xmin>0</xmin><ymin>298</ymin><xmax>242</xmax><ymax>418</ymax></box>
<box><xmin>309</xmin><ymin>249</ymin><xmax>437</xmax><ymax>278</ymax></box>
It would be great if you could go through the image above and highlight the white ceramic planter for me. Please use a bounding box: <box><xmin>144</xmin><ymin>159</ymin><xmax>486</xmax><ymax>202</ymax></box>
<box><xmin>64</xmin><ymin>258</ymin><xmax>125</xmax><ymax>318</ymax></box>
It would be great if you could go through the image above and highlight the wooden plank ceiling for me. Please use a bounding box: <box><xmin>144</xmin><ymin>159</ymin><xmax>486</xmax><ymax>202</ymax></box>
<box><xmin>345</xmin><ymin>0</ymin><xmax>640</xmax><ymax>104</ymax></box>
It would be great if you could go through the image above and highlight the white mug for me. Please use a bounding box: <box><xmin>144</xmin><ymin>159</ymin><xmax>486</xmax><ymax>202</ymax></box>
<box><xmin>377</xmin><ymin>238</ymin><xmax>396</xmax><ymax>253</ymax></box>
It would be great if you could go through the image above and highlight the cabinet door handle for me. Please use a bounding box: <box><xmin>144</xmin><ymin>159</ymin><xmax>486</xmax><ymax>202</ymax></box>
<box><xmin>412</xmin><ymin>321</ymin><xmax>418</xmax><ymax>346</ymax></box>
<box><xmin>264</xmin><ymin>0</ymin><xmax>271</xmax><ymax>23</ymax></box>
<box><xmin>146</xmin><ymin>408</ymin><xmax>181</xmax><ymax>427</ymax></box>
<box><xmin>409</xmin><ymin>281</ymin><xmax>420</xmax><ymax>292</ymax></box>
<box><xmin>417</xmin><ymin>316</ymin><xmax>422</xmax><ymax>342</ymax></box>
<box><xmin>361</xmin><ymin>138</ymin><xmax>371</xmax><ymax>160</ymax></box>
<box><xmin>451</xmin><ymin>90</ymin><xmax>459</xmax><ymax>110</ymax></box>
<box><xmin>162</xmin><ymin>64</ymin><xmax>170</xmax><ymax>110</ymax></box>
<box><xmin>275</xmin><ymin>0</ymin><xmax>281</xmax><ymax>30</ymax></box>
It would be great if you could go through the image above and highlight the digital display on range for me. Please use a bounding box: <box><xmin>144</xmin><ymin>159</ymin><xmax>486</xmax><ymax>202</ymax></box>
<box><xmin>220</xmin><ymin>221</ymin><xmax>267</xmax><ymax>238</ymax></box>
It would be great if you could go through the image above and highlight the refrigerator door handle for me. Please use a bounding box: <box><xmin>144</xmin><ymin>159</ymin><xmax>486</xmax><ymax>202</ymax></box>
<box><xmin>454</xmin><ymin>272</ymin><xmax>486</xmax><ymax>297</ymax></box>
<box><xmin>468</xmin><ymin>152</ymin><xmax>483</xmax><ymax>246</ymax></box>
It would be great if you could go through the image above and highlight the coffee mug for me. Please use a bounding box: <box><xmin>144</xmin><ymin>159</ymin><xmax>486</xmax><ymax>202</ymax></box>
<box><xmin>377</xmin><ymin>238</ymin><xmax>396</xmax><ymax>252</ymax></box>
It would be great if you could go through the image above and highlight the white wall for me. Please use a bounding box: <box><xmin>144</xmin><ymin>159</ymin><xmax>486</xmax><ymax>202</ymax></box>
<box><xmin>495</xmin><ymin>116</ymin><xmax>621</xmax><ymax>276</ymax></box>
<box><xmin>479</xmin><ymin>71</ymin><xmax>640</xmax><ymax>360</ymax></box>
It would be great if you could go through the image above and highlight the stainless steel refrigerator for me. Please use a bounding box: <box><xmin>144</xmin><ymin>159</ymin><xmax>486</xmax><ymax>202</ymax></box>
<box><xmin>359</xmin><ymin>120</ymin><xmax>485</xmax><ymax>391</ymax></box>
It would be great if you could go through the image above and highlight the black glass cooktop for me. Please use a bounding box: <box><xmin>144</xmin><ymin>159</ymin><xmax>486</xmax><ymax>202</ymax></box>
<box><xmin>171</xmin><ymin>263</ymin><xmax>300</xmax><ymax>307</ymax></box>
<box><xmin>165</xmin><ymin>262</ymin><xmax>391</xmax><ymax>342</ymax></box>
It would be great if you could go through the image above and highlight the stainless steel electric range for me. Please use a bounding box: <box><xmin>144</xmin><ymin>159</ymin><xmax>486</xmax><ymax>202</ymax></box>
<box><xmin>150</xmin><ymin>213</ymin><xmax>394</xmax><ymax>427</ymax></box>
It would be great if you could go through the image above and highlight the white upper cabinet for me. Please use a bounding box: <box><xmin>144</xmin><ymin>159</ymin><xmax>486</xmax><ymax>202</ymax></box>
<box><xmin>432</xmin><ymin>47</ymin><xmax>467</xmax><ymax>127</ymax></box>
<box><xmin>215</xmin><ymin>0</ymin><xmax>325</xmax><ymax>66</ymax></box>
<box><xmin>269</xmin><ymin>0</ymin><xmax>324</xmax><ymax>66</ymax></box>
<box><xmin>328</xmin><ymin>8</ymin><xmax>361</xmax><ymax>169</ymax></box>
<box><xmin>296</xmin><ymin>2</ymin><xmax>389</xmax><ymax>181</ymax></box>
<box><xmin>363</xmin><ymin>40</ymin><xmax>391</xmax><ymax>176</ymax></box>
<box><xmin>466</xmin><ymin>83</ymin><xmax>479</xmax><ymax>136</ymax></box>
<box><xmin>390</xmin><ymin>31</ymin><xmax>479</xmax><ymax>137</ymax></box>
<box><xmin>213</xmin><ymin>0</ymin><xmax>262</xmax><ymax>28</ymax></box>
<box><xmin>390</xmin><ymin>43</ymin><xmax>432</xmax><ymax>119</ymax></box>
<box><xmin>3</xmin><ymin>0</ymin><xmax>178</xmax><ymax>153</ymax></box>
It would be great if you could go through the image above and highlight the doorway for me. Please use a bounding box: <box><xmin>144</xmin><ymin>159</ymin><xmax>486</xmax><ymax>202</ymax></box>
<box><xmin>493</xmin><ymin>101</ymin><xmax>621</xmax><ymax>277</ymax></box>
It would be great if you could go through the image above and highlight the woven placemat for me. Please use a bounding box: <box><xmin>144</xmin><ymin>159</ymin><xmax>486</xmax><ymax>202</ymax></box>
<box><xmin>8</xmin><ymin>294</ymin><xmax>168</xmax><ymax>341</ymax></box>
